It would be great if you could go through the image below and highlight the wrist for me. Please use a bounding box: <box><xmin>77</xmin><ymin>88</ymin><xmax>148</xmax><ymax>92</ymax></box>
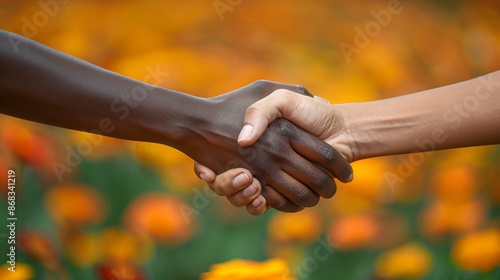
<box><xmin>327</xmin><ymin>103</ymin><xmax>360</xmax><ymax>162</ymax></box>
<box><xmin>334</xmin><ymin>101</ymin><xmax>400</xmax><ymax>161</ymax></box>
<box><xmin>129</xmin><ymin>85</ymin><xmax>209</xmax><ymax>150</ymax></box>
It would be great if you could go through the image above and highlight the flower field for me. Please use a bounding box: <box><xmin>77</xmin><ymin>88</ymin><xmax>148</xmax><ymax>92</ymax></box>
<box><xmin>0</xmin><ymin>1</ymin><xmax>499</xmax><ymax>279</ymax></box>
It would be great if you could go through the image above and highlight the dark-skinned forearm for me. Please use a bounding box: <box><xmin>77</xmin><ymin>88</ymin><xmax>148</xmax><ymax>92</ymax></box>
<box><xmin>0</xmin><ymin>31</ymin><xmax>354</xmax><ymax>212</ymax></box>
<box><xmin>0</xmin><ymin>30</ymin><xmax>203</xmax><ymax>149</ymax></box>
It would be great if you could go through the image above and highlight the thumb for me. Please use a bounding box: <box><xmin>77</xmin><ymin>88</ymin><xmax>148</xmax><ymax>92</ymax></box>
<box><xmin>237</xmin><ymin>89</ymin><xmax>292</xmax><ymax>146</ymax></box>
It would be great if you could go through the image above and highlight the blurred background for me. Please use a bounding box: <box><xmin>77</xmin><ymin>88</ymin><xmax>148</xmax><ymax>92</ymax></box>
<box><xmin>1</xmin><ymin>0</ymin><xmax>499</xmax><ymax>279</ymax></box>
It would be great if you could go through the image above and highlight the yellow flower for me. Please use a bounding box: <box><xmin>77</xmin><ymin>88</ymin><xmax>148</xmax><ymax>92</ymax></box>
<box><xmin>63</xmin><ymin>231</ymin><xmax>100</xmax><ymax>267</ymax></box>
<box><xmin>201</xmin><ymin>258</ymin><xmax>295</xmax><ymax>280</ymax></box>
<box><xmin>375</xmin><ymin>243</ymin><xmax>433</xmax><ymax>279</ymax></box>
<box><xmin>0</xmin><ymin>263</ymin><xmax>34</xmax><ymax>280</ymax></box>
<box><xmin>134</xmin><ymin>142</ymin><xmax>184</xmax><ymax>167</ymax></box>
<box><xmin>268</xmin><ymin>208</ymin><xmax>322</xmax><ymax>243</ymax></box>
<box><xmin>452</xmin><ymin>229</ymin><xmax>500</xmax><ymax>272</ymax></box>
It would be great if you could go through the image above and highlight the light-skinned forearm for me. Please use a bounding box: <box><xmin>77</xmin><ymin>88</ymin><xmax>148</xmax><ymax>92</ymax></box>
<box><xmin>336</xmin><ymin>71</ymin><xmax>500</xmax><ymax>161</ymax></box>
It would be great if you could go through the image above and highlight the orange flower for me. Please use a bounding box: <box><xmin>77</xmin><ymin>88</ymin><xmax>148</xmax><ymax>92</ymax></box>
<box><xmin>430</xmin><ymin>164</ymin><xmax>477</xmax><ymax>202</ymax></box>
<box><xmin>201</xmin><ymin>259</ymin><xmax>295</xmax><ymax>280</ymax></box>
<box><xmin>18</xmin><ymin>231</ymin><xmax>59</xmax><ymax>271</ymax></box>
<box><xmin>328</xmin><ymin>213</ymin><xmax>380</xmax><ymax>251</ymax></box>
<box><xmin>45</xmin><ymin>183</ymin><xmax>105</xmax><ymax>226</ymax></box>
<box><xmin>452</xmin><ymin>229</ymin><xmax>500</xmax><ymax>271</ymax></box>
<box><xmin>100</xmin><ymin>228</ymin><xmax>152</xmax><ymax>263</ymax></box>
<box><xmin>419</xmin><ymin>199</ymin><xmax>485</xmax><ymax>238</ymax></box>
<box><xmin>124</xmin><ymin>193</ymin><xmax>195</xmax><ymax>243</ymax></box>
<box><xmin>375</xmin><ymin>243</ymin><xmax>433</xmax><ymax>279</ymax></box>
<box><xmin>329</xmin><ymin>158</ymin><xmax>390</xmax><ymax>215</ymax></box>
<box><xmin>0</xmin><ymin>117</ymin><xmax>54</xmax><ymax>167</ymax></box>
<box><xmin>0</xmin><ymin>262</ymin><xmax>34</xmax><ymax>280</ymax></box>
<box><xmin>268</xmin><ymin>208</ymin><xmax>322</xmax><ymax>243</ymax></box>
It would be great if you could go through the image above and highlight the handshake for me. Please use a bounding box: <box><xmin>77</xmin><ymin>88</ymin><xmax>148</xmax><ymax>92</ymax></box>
<box><xmin>1</xmin><ymin>30</ymin><xmax>498</xmax><ymax>216</ymax></box>
<box><xmin>190</xmin><ymin>80</ymin><xmax>356</xmax><ymax>215</ymax></box>
<box><xmin>190</xmin><ymin>71</ymin><xmax>500</xmax><ymax>215</ymax></box>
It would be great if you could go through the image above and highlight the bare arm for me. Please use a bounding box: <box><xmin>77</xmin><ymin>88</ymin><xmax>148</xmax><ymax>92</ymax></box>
<box><xmin>0</xmin><ymin>29</ymin><xmax>194</xmax><ymax>147</ymax></box>
<box><xmin>337</xmin><ymin>71</ymin><xmax>500</xmax><ymax>160</ymax></box>
<box><xmin>195</xmin><ymin>71</ymin><xmax>500</xmax><ymax>214</ymax></box>
<box><xmin>0</xmin><ymin>30</ymin><xmax>352</xmax><ymax>212</ymax></box>
<box><xmin>236</xmin><ymin>71</ymin><xmax>500</xmax><ymax>161</ymax></box>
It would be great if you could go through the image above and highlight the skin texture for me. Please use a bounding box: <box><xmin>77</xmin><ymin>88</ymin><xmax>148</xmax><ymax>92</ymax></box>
<box><xmin>0</xmin><ymin>30</ymin><xmax>352</xmax><ymax>212</ymax></box>
<box><xmin>197</xmin><ymin>71</ymin><xmax>500</xmax><ymax>214</ymax></box>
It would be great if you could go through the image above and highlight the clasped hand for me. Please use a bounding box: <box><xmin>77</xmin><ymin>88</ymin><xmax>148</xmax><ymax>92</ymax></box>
<box><xmin>182</xmin><ymin>81</ymin><xmax>352</xmax><ymax>214</ymax></box>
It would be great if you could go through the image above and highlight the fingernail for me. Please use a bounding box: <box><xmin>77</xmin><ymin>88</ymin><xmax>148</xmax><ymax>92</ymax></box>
<box><xmin>346</xmin><ymin>173</ymin><xmax>354</xmax><ymax>182</ymax></box>
<box><xmin>233</xmin><ymin>173</ymin><xmax>250</xmax><ymax>189</ymax></box>
<box><xmin>199</xmin><ymin>173</ymin><xmax>208</xmax><ymax>182</ymax></box>
<box><xmin>238</xmin><ymin>124</ymin><xmax>253</xmax><ymax>142</ymax></box>
<box><xmin>242</xmin><ymin>184</ymin><xmax>257</xmax><ymax>197</ymax></box>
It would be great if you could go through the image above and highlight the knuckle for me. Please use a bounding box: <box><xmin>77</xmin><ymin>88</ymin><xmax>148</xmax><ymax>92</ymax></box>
<box><xmin>255</xmin><ymin>79</ymin><xmax>270</xmax><ymax>85</ymax></box>
<box><xmin>293</xmin><ymin>189</ymin><xmax>319</xmax><ymax>207</ymax></box>
<box><xmin>210</xmin><ymin>181</ymin><xmax>233</xmax><ymax>196</ymax></box>
<box><xmin>272</xmin><ymin>88</ymin><xmax>290</xmax><ymax>97</ymax></box>
<box><xmin>245</xmin><ymin>105</ymin><xmax>262</xmax><ymax>116</ymax></box>
<box><xmin>247</xmin><ymin>205</ymin><xmax>264</xmax><ymax>216</ymax></box>
<box><xmin>253</xmin><ymin>79</ymin><xmax>267</xmax><ymax>87</ymax></box>
<box><xmin>253</xmin><ymin>79</ymin><xmax>273</xmax><ymax>91</ymax></box>
<box><xmin>272</xmin><ymin>118</ymin><xmax>294</xmax><ymax>135</ymax></box>
<box><xmin>294</xmin><ymin>84</ymin><xmax>306</xmax><ymax>94</ymax></box>
<box><xmin>209</xmin><ymin>183</ymin><xmax>224</xmax><ymax>195</ymax></box>
<box><xmin>318</xmin><ymin>178</ymin><xmax>336</xmax><ymax>198</ymax></box>
<box><xmin>312</xmin><ymin>172</ymin><xmax>332</xmax><ymax>190</ymax></box>
<box><xmin>319</xmin><ymin>144</ymin><xmax>340</xmax><ymax>164</ymax></box>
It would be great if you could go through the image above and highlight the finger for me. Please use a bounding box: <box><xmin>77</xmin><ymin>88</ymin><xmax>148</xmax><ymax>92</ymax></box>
<box><xmin>289</xmin><ymin>127</ymin><xmax>354</xmax><ymax>183</ymax></box>
<box><xmin>226</xmin><ymin>178</ymin><xmax>262</xmax><ymax>207</ymax></box>
<box><xmin>246</xmin><ymin>195</ymin><xmax>269</xmax><ymax>216</ymax></box>
<box><xmin>270</xmin><ymin>170</ymin><xmax>321</xmax><ymax>207</ymax></box>
<box><xmin>238</xmin><ymin>89</ymin><xmax>303</xmax><ymax>147</ymax></box>
<box><xmin>194</xmin><ymin>162</ymin><xmax>217</xmax><ymax>182</ymax></box>
<box><xmin>261</xmin><ymin>185</ymin><xmax>304</xmax><ymax>213</ymax></box>
<box><xmin>207</xmin><ymin>168</ymin><xmax>254</xmax><ymax>196</ymax></box>
<box><xmin>282</xmin><ymin>158</ymin><xmax>337</xmax><ymax>199</ymax></box>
